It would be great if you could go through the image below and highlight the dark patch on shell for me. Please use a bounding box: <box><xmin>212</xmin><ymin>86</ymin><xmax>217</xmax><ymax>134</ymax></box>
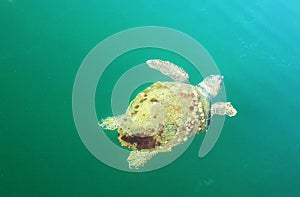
<box><xmin>134</xmin><ymin>105</ymin><xmax>139</xmax><ymax>109</ymax></box>
<box><xmin>179</xmin><ymin>92</ymin><xmax>194</xmax><ymax>98</ymax></box>
<box><xmin>131</xmin><ymin>110</ymin><xmax>138</xmax><ymax>115</ymax></box>
<box><xmin>150</xmin><ymin>98</ymin><xmax>158</xmax><ymax>103</ymax></box>
<box><xmin>189</xmin><ymin>106</ymin><xmax>194</xmax><ymax>111</ymax></box>
<box><xmin>157</xmin><ymin>129</ymin><xmax>164</xmax><ymax>137</ymax></box>
<box><xmin>121</xmin><ymin>135</ymin><xmax>160</xmax><ymax>150</ymax></box>
<box><xmin>140</xmin><ymin>98</ymin><xmax>147</xmax><ymax>103</ymax></box>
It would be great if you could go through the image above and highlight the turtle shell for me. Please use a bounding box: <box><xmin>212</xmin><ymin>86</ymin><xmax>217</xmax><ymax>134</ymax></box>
<box><xmin>117</xmin><ymin>82</ymin><xmax>211</xmax><ymax>151</ymax></box>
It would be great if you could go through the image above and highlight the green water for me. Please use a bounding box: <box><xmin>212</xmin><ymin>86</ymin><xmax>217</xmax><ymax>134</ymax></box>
<box><xmin>1</xmin><ymin>0</ymin><xmax>300</xmax><ymax>196</ymax></box>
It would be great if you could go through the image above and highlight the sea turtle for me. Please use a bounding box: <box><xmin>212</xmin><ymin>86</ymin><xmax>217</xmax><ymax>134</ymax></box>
<box><xmin>99</xmin><ymin>59</ymin><xmax>237</xmax><ymax>169</ymax></box>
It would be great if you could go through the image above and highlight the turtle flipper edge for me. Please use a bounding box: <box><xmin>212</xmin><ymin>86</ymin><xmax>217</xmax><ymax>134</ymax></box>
<box><xmin>197</xmin><ymin>75</ymin><xmax>223</xmax><ymax>99</ymax></box>
<box><xmin>127</xmin><ymin>150</ymin><xmax>158</xmax><ymax>169</ymax></box>
<box><xmin>211</xmin><ymin>102</ymin><xmax>237</xmax><ymax>117</ymax></box>
<box><xmin>99</xmin><ymin>115</ymin><xmax>125</xmax><ymax>130</ymax></box>
<box><xmin>147</xmin><ymin>59</ymin><xmax>190</xmax><ymax>83</ymax></box>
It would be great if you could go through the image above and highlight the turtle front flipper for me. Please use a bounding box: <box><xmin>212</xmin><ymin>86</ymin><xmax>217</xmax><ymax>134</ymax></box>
<box><xmin>99</xmin><ymin>115</ymin><xmax>125</xmax><ymax>130</ymax></box>
<box><xmin>197</xmin><ymin>75</ymin><xmax>223</xmax><ymax>99</ymax></box>
<box><xmin>127</xmin><ymin>150</ymin><xmax>158</xmax><ymax>169</ymax></box>
<box><xmin>211</xmin><ymin>102</ymin><xmax>237</xmax><ymax>117</ymax></box>
<box><xmin>147</xmin><ymin>59</ymin><xmax>190</xmax><ymax>83</ymax></box>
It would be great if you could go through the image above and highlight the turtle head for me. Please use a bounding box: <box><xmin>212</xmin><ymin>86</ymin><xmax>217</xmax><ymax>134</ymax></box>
<box><xmin>197</xmin><ymin>75</ymin><xmax>223</xmax><ymax>99</ymax></box>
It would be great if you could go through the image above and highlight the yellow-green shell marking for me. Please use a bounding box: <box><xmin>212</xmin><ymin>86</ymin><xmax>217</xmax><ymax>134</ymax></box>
<box><xmin>117</xmin><ymin>81</ymin><xmax>211</xmax><ymax>152</ymax></box>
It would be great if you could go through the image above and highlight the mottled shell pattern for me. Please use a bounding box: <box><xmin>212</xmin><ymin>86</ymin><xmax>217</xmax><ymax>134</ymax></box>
<box><xmin>117</xmin><ymin>81</ymin><xmax>211</xmax><ymax>152</ymax></box>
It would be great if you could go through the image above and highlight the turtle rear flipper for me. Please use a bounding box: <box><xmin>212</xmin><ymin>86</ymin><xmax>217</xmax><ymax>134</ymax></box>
<box><xmin>147</xmin><ymin>59</ymin><xmax>190</xmax><ymax>84</ymax></box>
<box><xmin>127</xmin><ymin>150</ymin><xmax>158</xmax><ymax>169</ymax></box>
<box><xmin>99</xmin><ymin>115</ymin><xmax>125</xmax><ymax>130</ymax></box>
